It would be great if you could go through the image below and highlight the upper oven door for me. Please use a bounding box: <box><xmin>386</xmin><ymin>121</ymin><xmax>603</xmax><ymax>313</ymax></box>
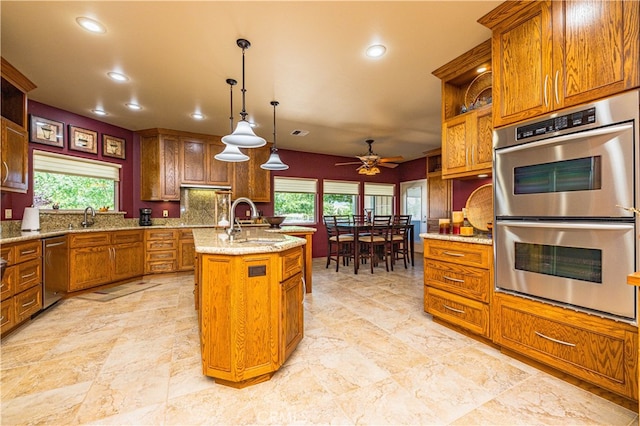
<box><xmin>494</xmin><ymin>122</ymin><xmax>635</xmax><ymax>218</ymax></box>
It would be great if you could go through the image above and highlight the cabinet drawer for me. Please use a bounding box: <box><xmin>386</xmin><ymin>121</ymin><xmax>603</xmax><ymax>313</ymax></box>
<box><xmin>179</xmin><ymin>229</ymin><xmax>194</xmax><ymax>240</ymax></box>
<box><xmin>280</xmin><ymin>248</ymin><xmax>303</xmax><ymax>282</ymax></box>
<box><xmin>425</xmin><ymin>287</ymin><xmax>490</xmax><ymax>338</ymax></box>
<box><xmin>70</xmin><ymin>232</ymin><xmax>110</xmax><ymax>248</ymax></box>
<box><xmin>146</xmin><ymin>261</ymin><xmax>176</xmax><ymax>274</ymax></box>
<box><xmin>146</xmin><ymin>250</ymin><xmax>177</xmax><ymax>262</ymax></box>
<box><xmin>146</xmin><ymin>229</ymin><xmax>177</xmax><ymax>240</ymax></box>
<box><xmin>424</xmin><ymin>259</ymin><xmax>490</xmax><ymax>302</ymax></box>
<box><xmin>112</xmin><ymin>230</ymin><xmax>143</xmax><ymax>244</ymax></box>
<box><xmin>14</xmin><ymin>285</ymin><xmax>41</xmax><ymax>323</ymax></box>
<box><xmin>0</xmin><ymin>298</ymin><xmax>15</xmax><ymax>334</ymax></box>
<box><xmin>1</xmin><ymin>266</ymin><xmax>15</xmax><ymax>300</ymax></box>
<box><xmin>15</xmin><ymin>240</ymin><xmax>41</xmax><ymax>263</ymax></box>
<box><xmin>424</xmin><ymin>240</ymin><xmax>490</xmax><ymax>269</ymax></box>
<box><xmin>146</xmin><ymin>240</ymin><xmax>177</xmax><ymax>251</ymax></box>
<box><xmin>14</xmin><ymin>258</ymin><xmax>41</xmax><ymax>293</ymax></box>
<box><xmin>494</xmin><ymin>293</ymin><xmax>637</xmax><ymax>399</ymax></box>
<box><xmin>1</xmin><ymin>245</ymin><xmax>14</xmax><ymax>265</ymax></box>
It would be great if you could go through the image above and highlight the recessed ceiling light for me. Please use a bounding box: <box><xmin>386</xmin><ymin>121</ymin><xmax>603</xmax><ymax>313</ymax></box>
<box><xmin>107</xmin><ymin>72</ymin><xmax>129</xmax><ymax>82</ymax></box>
<box><xmin>191</xmin><ymin>113</ymin><xmax>204</xmax><ymax>120</ymax></box>
<box><xmin>477</xmin><ymin>66</ymin><xmax>488</xmax><ymax>73</ymax></box>
<box><xmin>92</xmin><ymin>109</ymin><xmax>108</xmax><ymax>116</ymax></box>
<box><xmin>126</xmin><ymin>103</ymin><xmax>142</xmax><ymax>111</ymax></box>
<box><xmin>366</xmin><ymin>44</ymin><xmax>387</xmax><ymax>58</ymax></box>
<box><xmin>76</xmin><ymin>17</ymin><xmax>106</xmax><ymax>34</ymax></box>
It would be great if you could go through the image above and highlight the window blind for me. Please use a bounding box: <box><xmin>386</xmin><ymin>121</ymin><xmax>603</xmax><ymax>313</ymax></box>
<box><xmin>323</xmin><ymin>180</ymin><xmax>359</xmax><ymax>195</ymax></box>
<box><xmin>364</xmin><ymin>182</ymin><xmax>395</xmax><ymax>196</ymax></box>
<box><xmin>33</xmin><ymin>150</ymin><xmax>121</xmax><ymax>181</ymax></box>
<box><xmin>274</xmin><ymin>177</ymin><xmax>317</xmax><ymax>193</ymax></box>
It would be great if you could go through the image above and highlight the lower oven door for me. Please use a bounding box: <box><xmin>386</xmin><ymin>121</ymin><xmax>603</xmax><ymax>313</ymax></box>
<box><xmin>495</xmin><ymin>220</ymin><xmax>636</xmax><ymax>321</ymax></box>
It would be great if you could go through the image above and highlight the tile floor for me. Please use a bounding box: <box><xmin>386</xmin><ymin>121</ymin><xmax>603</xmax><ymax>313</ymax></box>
<box><xmin>1</xmin><ymin>258</ymin><xmax>638</xmax><ymax>425</ymax></box>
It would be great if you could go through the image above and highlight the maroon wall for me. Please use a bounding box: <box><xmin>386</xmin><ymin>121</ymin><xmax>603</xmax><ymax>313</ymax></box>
<box><xmin>452</xmin><ymin>177</ymin><xmax>492</xmax><ymax>210</ymax></box>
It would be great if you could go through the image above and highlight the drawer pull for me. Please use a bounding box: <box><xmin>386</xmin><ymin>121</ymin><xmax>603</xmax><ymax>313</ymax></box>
<box><xmin>442</xmin><ymin>251</ymin><xmax>464</xmax><ymax>257</ymax></box>
<box><xmin>21</xmin><ymin>272</ymin><xmax>36</xmax><ymax>279</ymax></box>
<box><xmin>0</xmin><ymin>315</ymin><xmax>4</xmax><ymax>322</ymax></box>
<box><xmin>443</xmin><ymin>275</ymin><xmax>464</xmax><ymax>283</ymax></box>
<box><xmin>21</xmin><ymin>299</ymin><xmax>36</xmax><ymax>307</ymax></box>
<box><xmin>20</xmin><ymin>249</ymin><xmax>37</xmax><ymax>255</ymax></box>
<box><xmin>443</xmin><ymin>304</ymin><xmax>465</xmax><ymax>314</ymax></box>
<box><xmin>534</xmin><ymin>331</ymin><xmax>576</xmax><ymax>347</ymax></box>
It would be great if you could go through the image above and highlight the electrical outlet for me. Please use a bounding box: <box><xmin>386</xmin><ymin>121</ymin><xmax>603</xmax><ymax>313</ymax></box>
<box><xmin>4</xmin><ymin>209</ymin><xmax>12</xmax><ymax>219</ymax></box>
<box><xmin>162</xmin><ymin>210</ymin><xmax>169</xmax><ymax>218</ymax></box>
<box><xmin>245</xmin><ymin>210</ymin><xmax>251</xmax><ymax>217</ymax></box>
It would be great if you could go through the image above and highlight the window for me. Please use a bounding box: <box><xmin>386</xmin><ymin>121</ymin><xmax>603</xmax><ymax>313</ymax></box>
<box><xmin>33</xmin><ymin>150</ymin><xmax>121</xmax><ymax>210</ymax></box>
<box><xmin>273</xmin><ymin>177</ymin><xmax>317</xmax><ymax>224</ymax></box>
<box><xmin>364</xmin><ymin>182</ymin><xmax>395</xmax><ymax>215</ymax></box>
<box><xmin>323</xmin><ymin>180</ymin><xmax>359</xmax><ymax>216</ymax></box>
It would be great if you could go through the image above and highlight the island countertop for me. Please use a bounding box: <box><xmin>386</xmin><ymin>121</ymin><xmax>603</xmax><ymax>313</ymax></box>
<box><xmin>192</xmin><ymin>228</ymin><xmax>307</xmax><ymax>255</ymax></box>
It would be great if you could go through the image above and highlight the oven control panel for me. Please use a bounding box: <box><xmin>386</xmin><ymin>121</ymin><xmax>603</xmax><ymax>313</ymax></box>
<box><xmin>516</xmin><ymin>107</ymin><xmax>596</xmax><ymax>140</ymax></box>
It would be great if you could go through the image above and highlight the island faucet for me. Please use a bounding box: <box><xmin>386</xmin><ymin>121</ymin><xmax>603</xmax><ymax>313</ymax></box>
<box><xmin>81</xmin><ymin>206</ymin><xmax>96</xmax><ymax>228</ymax></box>
<box><xmin>227</xmin><ymin>197</ymin><xmax>258</xmax><ymax>235</ymax></box>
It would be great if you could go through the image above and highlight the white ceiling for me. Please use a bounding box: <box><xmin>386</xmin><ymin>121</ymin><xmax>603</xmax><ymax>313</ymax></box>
<box><xmin>1</xmin><ymin>1</ymin><xmax>500</xmax><ymax>162</ymax></box>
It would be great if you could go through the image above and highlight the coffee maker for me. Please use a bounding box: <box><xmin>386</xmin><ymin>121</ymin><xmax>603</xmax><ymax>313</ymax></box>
<box><xmin>139</xmin><ymin>208</ymin><xmax>152</xmax><ymax>226</ymax></box>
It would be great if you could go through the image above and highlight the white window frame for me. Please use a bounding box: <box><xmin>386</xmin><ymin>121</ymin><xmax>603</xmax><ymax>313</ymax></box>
<box><xmin>273</xmin><ymin>176</ymin><xmax>318</xmax><ymax>224</ymax></box>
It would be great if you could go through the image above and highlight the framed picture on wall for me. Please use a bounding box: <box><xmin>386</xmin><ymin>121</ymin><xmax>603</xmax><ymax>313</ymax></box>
<box><xmin>29</xmin><ymin>115</ymin><xmax>64</xmax><ymax>147</ymax></box>
<box><xmin>69</xmin><ymin>125</ymin><xmax>98</xmax><ymax>154</ymax></box>
<box><xmin>102</xmin><ymin>134</ymin><xmax>126</xmax><ymax>159</ymax></box>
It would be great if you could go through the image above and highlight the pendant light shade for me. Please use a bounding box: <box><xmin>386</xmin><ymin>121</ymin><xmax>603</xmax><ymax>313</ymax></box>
<box><xmin>216</xmin><ymin>78</ymin><xmax>249</xmax><ymax>162</ymax></box>
<box><xmin>221</xmin><ymin>39</ymin><xmax>266</xmax><ymax>148</ymax></box>
<box><xmin>261</xmin><ymin>101</ymin><xmax>289</xmax><ymax>170</ymax></box>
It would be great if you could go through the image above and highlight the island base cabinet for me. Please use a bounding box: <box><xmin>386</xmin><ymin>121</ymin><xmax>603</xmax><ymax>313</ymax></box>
<box><xmin>281</xmin><ymin>272</ymin><xmax>303</xmax><ymax>360</ymax></box>
<box><xmin>493</xmin><ymin>292</ymin><xmax>638</xmax><ymax>402</ymax></box>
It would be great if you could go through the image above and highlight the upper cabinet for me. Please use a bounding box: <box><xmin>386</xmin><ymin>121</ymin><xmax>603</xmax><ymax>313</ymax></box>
<box><xmin>1</xmin><ymin>58</ymin><xmax>36</xmax><ymax>193</ymax></box>
<box><xmin>432</xmin><ymin>40</ymin><xmax>493</xmax><ymax>180</ymax></box>
<box><xmin>232</xmin><ymin>144</ymin><xmax>271</xmax><ymax>202</ymax></box>
<box><xmin>138</xmin><ymin>129</ymin><xmax>181</xmax><ymax>201</ymax></box>
<box><xmin>180</xmin><ymin>136</ymin><xmax>232</xmax><ymax>187</ymax></box>
<box><xmin>479</xmin><ymin>0</ymin><xmax>640</xmax><ymax>128</ymax></box>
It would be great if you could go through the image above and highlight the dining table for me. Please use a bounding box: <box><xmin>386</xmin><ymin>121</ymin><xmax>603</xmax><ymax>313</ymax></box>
<box><xmin>336</xmin><ymin>221</ymin><xmax>415</xmax><ymax>274</ymax></box>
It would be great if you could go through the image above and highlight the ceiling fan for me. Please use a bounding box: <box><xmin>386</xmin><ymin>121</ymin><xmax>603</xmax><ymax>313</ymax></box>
<box><xmin>335</xmin><ymin>139</ymin><xmax>404</xmax><ymax>174</ymax></box>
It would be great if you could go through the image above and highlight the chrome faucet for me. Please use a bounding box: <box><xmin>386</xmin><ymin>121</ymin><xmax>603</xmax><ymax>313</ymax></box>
<box><xmin>227</xmin><ymin>197</ymin><xmax>258</xmax><ymax>235</ymax></box>
<box><xmin>81</xmin><ymin>206</ymin><xmax>95</xmax><ymax>228</ymax></box>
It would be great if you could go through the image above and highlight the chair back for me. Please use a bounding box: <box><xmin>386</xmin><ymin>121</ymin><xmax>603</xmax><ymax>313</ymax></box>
<box><xmin>372</xmin><ymin>215</ymin><xmax>392</xmax><ymax>239</ymax></box>
<box><xmin>352</xmin><ymin>214</ymin><xmax>367</xmax><ymax>224</ymax></box>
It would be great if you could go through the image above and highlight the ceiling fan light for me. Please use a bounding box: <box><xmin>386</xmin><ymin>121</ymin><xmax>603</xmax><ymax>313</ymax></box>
<box><xmin>221</xmin><ymin>120</ymin><xmax>266</xmax><ymax>148</ymax></box>
<box><xmin>261</xmin><ymin>150</ymin><xmax>289</xmax><ymax>170</ymax></box>
<box><xmin>214</xmin><ymin>143</ymin><xmax>249</xmax><ymax>162</ymax></box>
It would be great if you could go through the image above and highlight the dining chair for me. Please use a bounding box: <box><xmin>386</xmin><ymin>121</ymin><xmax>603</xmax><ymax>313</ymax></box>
<box><xmin>323</xmin><ymin>215</ymin><xmax>354</xmax><ymax>272</ymax></box>
<box><xmin>392</xmin><ymin>215</ymin><xmax>411</xmax><ymax>269</ymax></box>
<box><xmin>359</xmin><ymin>215</ymin><xmax>392</xmax><ymax>273</ymax></box>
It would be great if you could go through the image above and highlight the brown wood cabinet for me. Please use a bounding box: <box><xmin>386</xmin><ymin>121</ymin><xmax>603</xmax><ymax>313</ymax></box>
<box><xmin>177</xmin><ymin>229</ymin><xmax>195</xmax><ymax>271</ymax></box>
<box><xmin>425</xmin><ymin>149</ymin><xmax>452</xmax><ymax>233</ymax></box>
<box><xmin>198</xmin><ymin>246</ymin><xmax>303</xmax><ymax>388</ymax></box>
<box><xmin>180</xmin><ymin>136</ymin><xmax>232</xmax><ymax>187</ymax></box>
<box><xmin>232</xmin><ymin>144</ymin><xmax>271</xmax><ymax>202</ymax></box>
<box><xmin>479</xmin><ymin>0</ymin><xmax>640</xmax><ymax>128</ymax></box>
<box><xmin>138</xmin><ymin>129</ymin><xmax>181</xmax><ymax>201</ymax></box>
<box><xmin>144</xmin><ymin>229</ymin><xmax>178</xmax><ymax>274</ymax></box>
<box><xmin>1</xmin><ymin>240</ymin><xmax>42</xmax><ymax>334</ymax></box>
<box><xmin>423</xmin><ymin>238</ymin><xmax>493</xmax><ymax>339</ymax></box>
<box><xmin>69</xmin><ymin>230</ymin><xmax>144</xmax><ymax>292</ymax></box>
<box><xmin>1</xmin><ymin>58</ymin><xmax>36</xmax><ymax>193</ymax></box>
<box><xmin>432</xmin><ymin>40</ymin><xmax>493</xmax><ymax>179</ymax></box>
<box><xmin>493</xmin><ymin>291</ymin><xmax>638</xmax><ymax>401</ymax></box>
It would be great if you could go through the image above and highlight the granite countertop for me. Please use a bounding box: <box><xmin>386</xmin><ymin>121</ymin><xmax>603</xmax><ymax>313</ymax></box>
<box><xmin>420</xmin><ymin>232</ymin><xmax>492</xmax><ymax>245</ymax></box>
<box><xmin>192</xmin><ymin>228</ymin><xmax>306</xmax><ymax>255</ymax></box>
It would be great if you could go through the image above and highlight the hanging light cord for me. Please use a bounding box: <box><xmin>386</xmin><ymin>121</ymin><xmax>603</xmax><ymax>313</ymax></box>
<box><xmin>271</xmin><ymin>101</ymin><xmax>279</xmax><ymax>151</ymax></box>
<box><xmin>239</xmin><ymin>41</ymin><xmax>249</xmax><ymax>122</ymax></box>
<box><xmin>226</xmin><ymin>78</ymin><xmax>237</xmax><ymax>133</ymax></box>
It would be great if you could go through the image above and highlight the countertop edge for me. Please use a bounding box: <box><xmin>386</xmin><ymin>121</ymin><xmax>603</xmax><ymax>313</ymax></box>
<box><xmin>420</xmin><ymin>232</ymin><xmax>492</xmax><ymax>245</ymax></box>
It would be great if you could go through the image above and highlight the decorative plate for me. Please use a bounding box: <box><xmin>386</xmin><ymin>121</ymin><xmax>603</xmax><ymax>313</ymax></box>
<box><xmin>465</xmin><ymin>183</ymin><xmax>493</xmax><ymax>231</ymax></box>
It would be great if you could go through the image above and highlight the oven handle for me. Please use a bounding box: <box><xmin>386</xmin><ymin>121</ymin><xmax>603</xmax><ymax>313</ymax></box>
<box><xmin>497</xmin><ymin>221</ymin><xmax>633</xmax><ymax>231</ymax></box>
<box><xmin>496</xmin><ymin>123</ymin><xmax>633</xmax><ymax>154</ymax></box>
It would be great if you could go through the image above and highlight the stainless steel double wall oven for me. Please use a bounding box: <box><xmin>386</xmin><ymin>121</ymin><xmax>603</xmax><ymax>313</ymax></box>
<box><xmin>494</xmin><ymin>90</ymin><xmax>639</xmax><ymax>322</ymax></box>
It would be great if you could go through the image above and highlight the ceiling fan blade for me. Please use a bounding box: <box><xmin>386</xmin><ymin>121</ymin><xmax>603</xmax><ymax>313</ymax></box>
<box><xmin>335</xmin><ymin>161</ymin><xmax>363</xmax><ymax>166</ymax></box>
<box><xmin>379</xmin><ymin>156</ymin><xmax>404</xmax><ymax>163</ymax></box>
<box><xmin>379</xmin><ymin>162</ymin><xmax>399</xmax><ymax>168</ymax></box>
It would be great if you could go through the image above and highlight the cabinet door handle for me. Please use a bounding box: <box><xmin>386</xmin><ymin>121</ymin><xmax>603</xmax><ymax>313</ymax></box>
<box><xmin>21</xmin><ymin>299</ymin><xmax>36</xmax><ymax>307</ymax></box>
<box><xmin>0</xmin><ymin>315</ymin><xmax>4</xmax><ymax>322</ymax></box>
<box><xmin>2</xmin><ymin>161</ymin><xmax>8</xmax><ymax>183</ymax></box>
<box><xmin>543</xmin><ymin>74</ymin><xmax>549</xmax><ymax>107</ymax></box>
<box><xmin>21</xmin><ymin>272</ymin><xmax>36</xmax><ymax>279</ymax></box>
<box><xmin>45</xmin><ymin>241</ymin><xmax>66</xmax><ymax>248</ymax></box>
<box><xmin>442</xmin><ymin>251</ymin><xmax>464</xmax><ymax>257</ymax></box>
<box><xmin>443</xmin><ymin>304</ymin><xmax>465</xmax><ymax>314</ymax></box>
<box><xmin>443</xmin><ymin>275</ymin><xmax>464</xmax><ymax>283</ymax></box>
<box><xmin>534</xmin><ymin>331</ymin><xmax>576</xmax><ymax>347</ymax></box>
<box><xmin>554</xmin><ymin>70</ymin><xmax>560</xmax><ymax>105</ymax></box>
<box><xmin>20</xmin><ymin>249</ymin><xmax>37</xmax><ymax>255</ymax></box>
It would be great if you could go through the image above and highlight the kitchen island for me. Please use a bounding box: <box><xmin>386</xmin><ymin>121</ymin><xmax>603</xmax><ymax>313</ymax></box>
<box><xmin>192</xmin><ymin>228</ymin><xmax>306</xmax><ymax>388</ymax></box>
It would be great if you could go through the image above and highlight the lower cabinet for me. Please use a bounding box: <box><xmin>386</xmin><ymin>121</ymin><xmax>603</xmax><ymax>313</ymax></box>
<box><xmin>1</xmin><ymin>240</ymin><xmax>42</xmax><ymax>334</ymax></box>
<box><xmin>493</xmin><ymin>292</ymin><xmax>638</xmax><ymax>401</ymax></box>
<box><xmin>69</xmin><ymin>230</ymin><xmax>143</xmax><ymax>292</ymax></box>
<box><xmin>177</xmin><ymin>229</ymin><xmax>195</xmax><ymax>271</ymax></box>
<box><xmin>145</xmin><ymin>229</ymin><xmax>178</xmax><ymax>274</ymax></box>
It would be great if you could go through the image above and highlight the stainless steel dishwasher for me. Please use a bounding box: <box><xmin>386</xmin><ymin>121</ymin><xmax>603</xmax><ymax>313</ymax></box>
<box><xmin>42</xmin><ymin>236</ymin><xmax>68</xmax><ymax>309</ymax></box>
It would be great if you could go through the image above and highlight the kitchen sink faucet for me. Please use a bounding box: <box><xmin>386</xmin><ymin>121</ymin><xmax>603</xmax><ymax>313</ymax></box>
<box><xmin>81</xmin><ymin>206</ymin><xmax>95</xmax><ymax>228</ymax></box>
<box><xmin>227</xmin><ymin>197</ymin><xmax>258</xmax><ymax>236</ymax></box>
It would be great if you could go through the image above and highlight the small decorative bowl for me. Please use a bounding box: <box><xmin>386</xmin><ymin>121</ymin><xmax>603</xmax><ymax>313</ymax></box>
<box><xmin>264</xmin><ymin>216</ymin><xmax>286</xmax><ymax>228</ymax></box>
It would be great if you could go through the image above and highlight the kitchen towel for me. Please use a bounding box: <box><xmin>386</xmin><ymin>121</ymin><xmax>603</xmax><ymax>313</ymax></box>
<box><xmin>21</xmin><ymin>207</ymin><xmax>40</xmax><ymax>232</ymax></box>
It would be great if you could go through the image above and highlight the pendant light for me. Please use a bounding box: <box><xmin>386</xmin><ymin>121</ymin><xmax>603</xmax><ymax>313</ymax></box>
<box><xmin>221</xmin><ymin>39</ymin><xmax>266</xmax><ymax>148</ymax></box>
<box><xmin>260</xmin><ymin>101</ymin><xmax>289</xmax><ymax>170</ymax></box>
<box><xmin>215</xmin><ymin>78</ymin><xmax>250</xmax><ymax>162</ymax></box>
